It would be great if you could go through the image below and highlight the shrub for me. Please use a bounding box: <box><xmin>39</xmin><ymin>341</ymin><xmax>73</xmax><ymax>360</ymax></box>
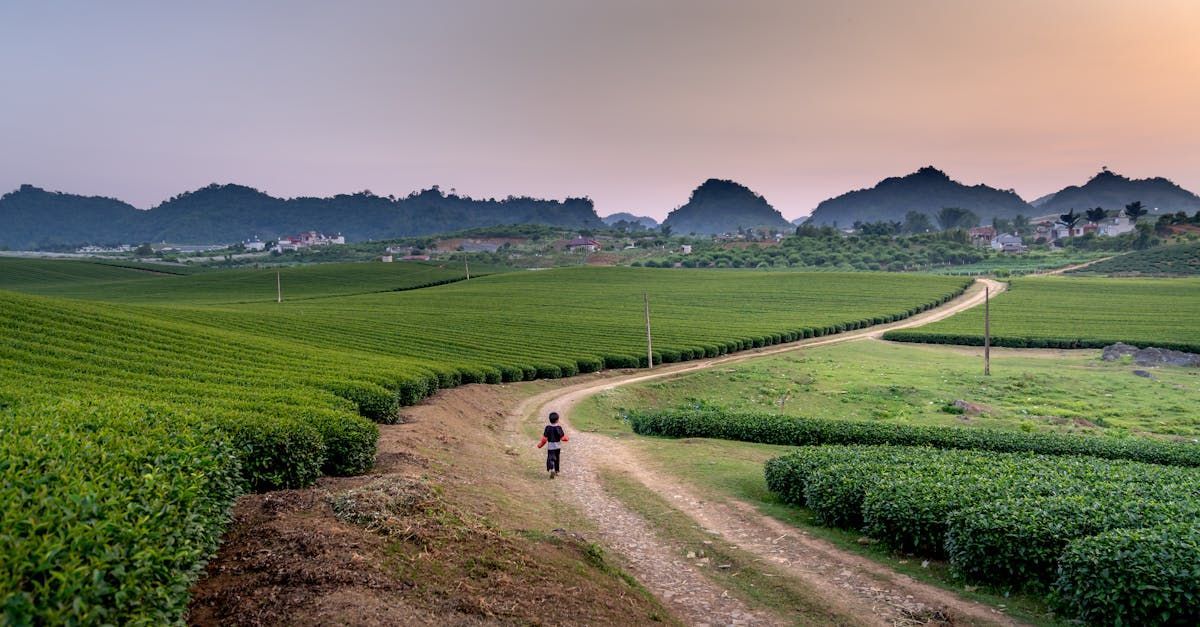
<box><xmin>324</xmin><ymin>381</ymin><xmax>398</xmax><ymax>422</ymax></box>
<box><xmin>576</xmin><ymin>357</ymin><xmax>604</xmax><ymax>373</ymax></box>
<box><xmin>534</xmin><ymin>364</ymin><xmax>562</xmax><ymax>379</ymax></box>
<box><xmin>302</xmin><ymin>411</ymin><xmax>380</xmax><ymax>476</ymax></box>
<box><xmin>629</xmin><ymin>407</ymin><xmax>1200</xmax><ymax>467</ymax></box>
<box><xmin>496</xmin><ymin>364</ymin><xmax>524</xmax><ymax>382</ymax></box>
<box><xmin>603</xmin><ymin>354</ymin><xmax>640</xmax><ymax>369</ymax></box>
<box><xmin>1054</xmin><ymin>524</ymin><xmax>1200</xmax><ymax>625</ymax></box>
<box><xmin>0</xmin><ymin>399</ymin><xmax>242</xmax><ymax>624</ymax></box>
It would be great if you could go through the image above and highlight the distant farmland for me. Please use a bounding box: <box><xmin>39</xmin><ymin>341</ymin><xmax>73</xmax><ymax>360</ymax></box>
<box><xmin>885</xmin><ymin>276</ymin><xmax>1200</xmax><ymax>353</ymax></box>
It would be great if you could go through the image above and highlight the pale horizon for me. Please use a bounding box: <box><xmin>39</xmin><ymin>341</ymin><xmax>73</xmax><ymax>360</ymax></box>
<box><xmin>3</xmin><ymin>0</ymin><xmax>1198</xmax><ymax>221</ymax></box>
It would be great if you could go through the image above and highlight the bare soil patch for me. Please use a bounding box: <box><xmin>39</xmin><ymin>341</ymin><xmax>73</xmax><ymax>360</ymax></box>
<box><xmin>189</xmin><ymin>384</ymin><xmax>669</xmax><ymax>626</ymax></box>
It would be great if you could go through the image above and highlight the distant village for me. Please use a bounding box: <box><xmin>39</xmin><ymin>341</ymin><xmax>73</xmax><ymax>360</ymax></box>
<box><xmin>966</xmin><ymin>212</ymin><xmax>1137</xmax><ymax>254</ymax></box>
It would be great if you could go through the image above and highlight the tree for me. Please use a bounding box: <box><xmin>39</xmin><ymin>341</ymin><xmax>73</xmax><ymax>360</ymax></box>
<box><xmin>1124</xmin><ymin>201</ymin><xmax>1148</xmax><ymax>223</ymax></box>
<box><xmin>935</xmin><ymin>207</ymin><xmax>979</xmax><ymax>231</ymax></box>
<box><xmin>903</xmin><ymin>211</ymin><xmax>934</xmax><ymax>234</ymax></box>
<box><xmin>134</xmin><ymin>243</ymin><xmax>154</xmax><ymax>256</ymax></box>
<box><xmin>1132</xmin><ymin>222</ymin><xmax>1156</xmax><ymax>249</ymax></box>
<box><xmin>992</xmin><ymin>217</ymin><xmax>1012</xmax><ymax>233</ymax></box>
<box><xmin>1056</xmin><ymin>210</ymin><xmax>1084</xmax><ymax>239</ymax></box>
<box><xmin>660</xmin><ymin>224</ymin><xmax>673</xmax><ymax>238</ymax></box>
<box><xmin>1012</xmin><ymin>214</ymin><xmax>1031</xmax><ymax>236</ymax></box>
<box><xmin>1085</xmin><ymin>207</ymin><xmax>1108</xmax><ymax>223</ymax></box>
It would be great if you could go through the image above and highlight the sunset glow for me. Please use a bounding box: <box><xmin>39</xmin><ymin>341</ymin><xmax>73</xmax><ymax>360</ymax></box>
<box><xmin>2</xmin><ymin>0</ymin><xmax>1197</xmax><ymax>218</ymax></box>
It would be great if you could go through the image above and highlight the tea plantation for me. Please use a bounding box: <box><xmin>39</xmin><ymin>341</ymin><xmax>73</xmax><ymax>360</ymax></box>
<box><xmin>0</xmin><ymin>260</ymin><xmax>970</xmax><ymax>622</ymax></box>
<box><xmin>884</xmin><ymin>276</ymin><xmax>1200</xmax><ymax>353</ymax></box>
<box><xmin>765</xmin><ymin>445</ymin><xmax>1200</xmax><ymax>624</ymax></box>
<box><xmin>1068</xmin><ymin>241</ymin><xmax>1200</xmax><ymax>276</ymax></box>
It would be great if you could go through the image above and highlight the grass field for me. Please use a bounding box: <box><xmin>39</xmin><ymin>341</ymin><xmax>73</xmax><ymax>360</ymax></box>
<box><xmin>884</xmin><ymin>275</ymin><xmax>1200</xmax><ymax>353</ymax></box>
<box><xmin>0</xmin><ymin>259</ymin><xmax>970</xmax><ymax>623</ymax></box>
<box><xmin>575</xmin><ymin>341</ymin><xmax>1200</xmax><ymax>437</ymax></box>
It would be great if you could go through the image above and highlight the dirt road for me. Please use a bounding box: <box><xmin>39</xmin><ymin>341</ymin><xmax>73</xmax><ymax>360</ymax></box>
<box><xmin>508</xmin><ymin>278</ymin><xmax>1022</xmax><ymax>626</ymax></box>
<box><xmin>1037</xmin><ymin>255</ymin><xmax>1115</xmax><ymax>275</ymax></box>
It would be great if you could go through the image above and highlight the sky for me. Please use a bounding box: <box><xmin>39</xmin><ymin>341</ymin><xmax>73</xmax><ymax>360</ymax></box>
<box><xmin>2</xmin><ymin>0</ymin><xmax>1198</xmax><ymax>220</ymax></box>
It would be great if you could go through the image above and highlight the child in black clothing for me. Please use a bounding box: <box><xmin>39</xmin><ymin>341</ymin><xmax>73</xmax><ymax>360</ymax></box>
<box><xmin>536</xmin><ymin>411</ymin><xmax>569</xmax><ymax>478</ymax></box>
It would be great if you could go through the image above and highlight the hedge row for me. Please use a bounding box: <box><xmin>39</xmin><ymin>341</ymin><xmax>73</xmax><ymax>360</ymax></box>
<box><xmin>882</xmin><ymin>329</ymin><xmax>1200</xmax><ymax>355</ymax></box>
<box><xmin>763</xmin><ymin>445</ymin><xmax>1200</xmax><ymax>624</ymax></box>
<box><xmin>0</xmin><ymin>398</ymin><xmax>243</xmax><ymax>624</ymax></box>
<box><xmin>629</xmin><ymin>406</ymin><xmax>1200</xmax><ymax>467</ymax></box>
<box><xmin>1054</xmin><ymin>523</ymin><xmax>1200</xmax><ymax>625</ymax></box>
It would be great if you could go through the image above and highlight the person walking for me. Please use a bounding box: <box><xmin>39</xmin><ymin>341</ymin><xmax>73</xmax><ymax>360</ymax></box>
<box><xmin>536</xmin><ymin>411</ymin><xmax>569</xmax><ymax>478</ymax></box>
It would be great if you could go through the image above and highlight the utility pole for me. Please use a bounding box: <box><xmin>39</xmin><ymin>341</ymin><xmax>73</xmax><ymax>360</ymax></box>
<box><xmin>983</xmin><ymin>285</ymin><xmax>991</xmax><ymax>375</ymax></box>
<box><xmin>276</xmin><ymin>270</ymin><xmax>282</xmax><ymax>303</ymax></box>
<box><xmin>465</xmin><ymin>258</ymin><xmax>470</xmax><ymax>280</ymax></box>
<box><xmin>643</xmin><ymin>292</ymin><xmax>653</xmax><ymax>369</ymax></box>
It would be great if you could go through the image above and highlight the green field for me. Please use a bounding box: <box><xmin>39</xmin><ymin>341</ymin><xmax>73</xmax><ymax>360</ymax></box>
<box><xmin>924</xmin><ymin>250</ymin><xmax>1110</xmax><ymax>276</ymax></box>
<box><xmin>884</xmin><ymin>276</ymin><xmax>1200</xmax><ymax>353</ymax></box>
<box><xmin>0</xmin><ymin>259</ymin><xmax>970</xmax><ymax>623</ymax></box>
<box><xmin>1068</xmin><ymin>241</ymin><xmax>1200</xmax><ymax>276</ymax></box>
<box><xmin>575</xmin><ymin>341</ymin><xmax>1200</xmax><ymax>437</ymax></box>
<box><xmin>0</xmin><ymin>257</ymin><xmax>470</xmax><ymax>303</ymax></box>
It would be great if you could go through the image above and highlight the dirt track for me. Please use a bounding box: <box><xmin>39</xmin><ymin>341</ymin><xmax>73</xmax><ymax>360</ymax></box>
<box><xmin>506</xmin><ymin>278</ymin><xmax>1023</xmax><ymax>626</ymax></box>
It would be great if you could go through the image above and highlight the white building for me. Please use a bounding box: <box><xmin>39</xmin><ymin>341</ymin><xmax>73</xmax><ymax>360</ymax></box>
<box><xmin>271</xmin><ymin>231</ymin><xmax>345</xmax><ymax>252</ymax></box>
<box><xmin>1098</xmin><ymin>216</ymin><xmax>1136</xmax><ymax>237</ymax></box>
<box><xmin>990</xmin><ymin>233</ymin><xmax>1027</xmax><ymax>253</ymax></box>
<box><xmin>680</xmin><ymin>244</ymin><xmax>693</xmax><ymax>254</ymax></box>
<box><xmin>243</xmin><ymin>238</ymin><xmax>267</xmax><ymax>252</ymax></box>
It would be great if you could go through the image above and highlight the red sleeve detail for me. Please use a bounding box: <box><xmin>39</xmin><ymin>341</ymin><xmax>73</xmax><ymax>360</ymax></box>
<box><xmin>561</xmin><ymin>434</ymin><xmax>569</xmax><ymax>442</ymax></box>
<box><xmin>537</xmin><ymin>436</ymin><xmax>547</xmax><ymax>448</ymax></box>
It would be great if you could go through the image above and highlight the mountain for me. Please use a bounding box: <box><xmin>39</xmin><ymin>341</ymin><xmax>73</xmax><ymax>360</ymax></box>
<box><xmin>1037</xmin><ymin>170</ymin><xmax>1200</xmax><ymax>216</ymax></box>
<box><xmin>602</xmin><ymin>212</ymin><xmax>659</xmax><ymax>229</ymax></box>
<box><xmin>0</xmin><ymin>185</ymin><xmax>144</xmax><ymax>250</ymax></box>
<box><xmin>806</xmin><ymin>166</ymin><xmax>1033</xmax><ymax>227</ymax></box>
<box><xmin>662</xmin><ymin>179</ymin><xmax>792</xmax><ymax>235</ymax></box>
<box><xmin>1030</xmin><ymin>192</ymin><xmax>1057</xmax><ymax>208</ymax></box>
<box><xmin>0</xmin><ymin>184</ymin><xmax>603</xmax><ymax>249</ymax></box>
<box><xmin>790</xmin><ymin>217</ymin><xmax>808</xmax><ymax>226</ymax></box>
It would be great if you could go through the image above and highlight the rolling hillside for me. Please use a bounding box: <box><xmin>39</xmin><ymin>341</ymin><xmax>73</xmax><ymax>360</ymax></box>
<box><xmin>806</xmin><ymin>166</ymin><xmax>1033</xmax><ymax>226</ymax></box>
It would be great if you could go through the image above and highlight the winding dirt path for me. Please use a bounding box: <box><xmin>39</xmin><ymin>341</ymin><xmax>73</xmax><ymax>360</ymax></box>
<box><xmin>503</xmin><ymin>279</ymin><xmax>1022</xmax><ymax>625</ymax></box>
<box><xmin>1037</xmin><ymin>255</ymin><xmax>1115</xmax><ymax>275</ymax></box>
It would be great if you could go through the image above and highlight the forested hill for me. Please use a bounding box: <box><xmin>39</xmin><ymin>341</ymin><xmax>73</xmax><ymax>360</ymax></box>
<box><xmin>662</xmin><ymin>179</ymin><xmax>792</xmax><ymax>235</ymax></box>
<box><xmin>1036</xmin><ymin>170</ymin><xmax>1200</xmax><ymax>216</ymax></box>
<box><xmin>0</xmin><ymin>183</ymin><xmax>603</xmax><ymax>249</ymax></box>
<box><xmin>806</xmin><ymin>167</ymin><xmax>1033</xmax><ymax>226</ymax></box>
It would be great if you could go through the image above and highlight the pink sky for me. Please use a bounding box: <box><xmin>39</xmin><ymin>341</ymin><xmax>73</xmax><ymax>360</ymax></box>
<box><xmin>2</xmin><ymin>0</ymin><xmax>1198</xmax><ymax>219</ymax></box>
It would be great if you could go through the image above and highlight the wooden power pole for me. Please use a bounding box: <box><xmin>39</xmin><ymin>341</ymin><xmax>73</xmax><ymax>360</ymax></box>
<box><xmin>276</xmin><ymin>270</ymin><xmax>282</xmax><ymax>303</ymax></box>
<box><xmin>465</xmin><ymin>258</ymin><xmax>470</xmax><ymax>280</ymax></box>
<box><xmin>644</xmin><ymin>292</ymin><xmax>653</xmax><ymax>369</ymax></box>
<box><xmin>983</xmin><ymin>285</ymin><xmax>991</xmax><ymax>375</ymax></box>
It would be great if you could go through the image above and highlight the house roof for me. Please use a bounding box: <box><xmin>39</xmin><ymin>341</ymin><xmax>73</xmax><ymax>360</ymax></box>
<box><xmin>565</xmin><ymin>237</ymin><xmax>600</xmax><ymax>246</ymax></box>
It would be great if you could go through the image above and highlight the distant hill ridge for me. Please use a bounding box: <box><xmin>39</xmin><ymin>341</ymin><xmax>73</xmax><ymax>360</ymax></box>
<box><xmin>1036</xmin><ymin>169</ymin><xmax>1200</xmax><ymax>216</ymax></box>
<box><xmin>602</xmin><ymin>212</ymin><xmax>659</xmax><ymax>228</ymax></box>
<box><xmin>806</xmin><ymin>166</ymin><xmax>1032</xmax><ymax>227</ymax></box>
<box><xmin>663</xmin><ymin>179</ymin><xmax>792</xmax><ymax>235</ymax></box>
<box><xmin>0</xmin><ymin>183</ymin><xmax>603</xmax><ymax>249</ymax></box>
<box><xmin>807</xmin><ymin>166</ymin><xmax>1200</xmax><ymax>227</ymax></box>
